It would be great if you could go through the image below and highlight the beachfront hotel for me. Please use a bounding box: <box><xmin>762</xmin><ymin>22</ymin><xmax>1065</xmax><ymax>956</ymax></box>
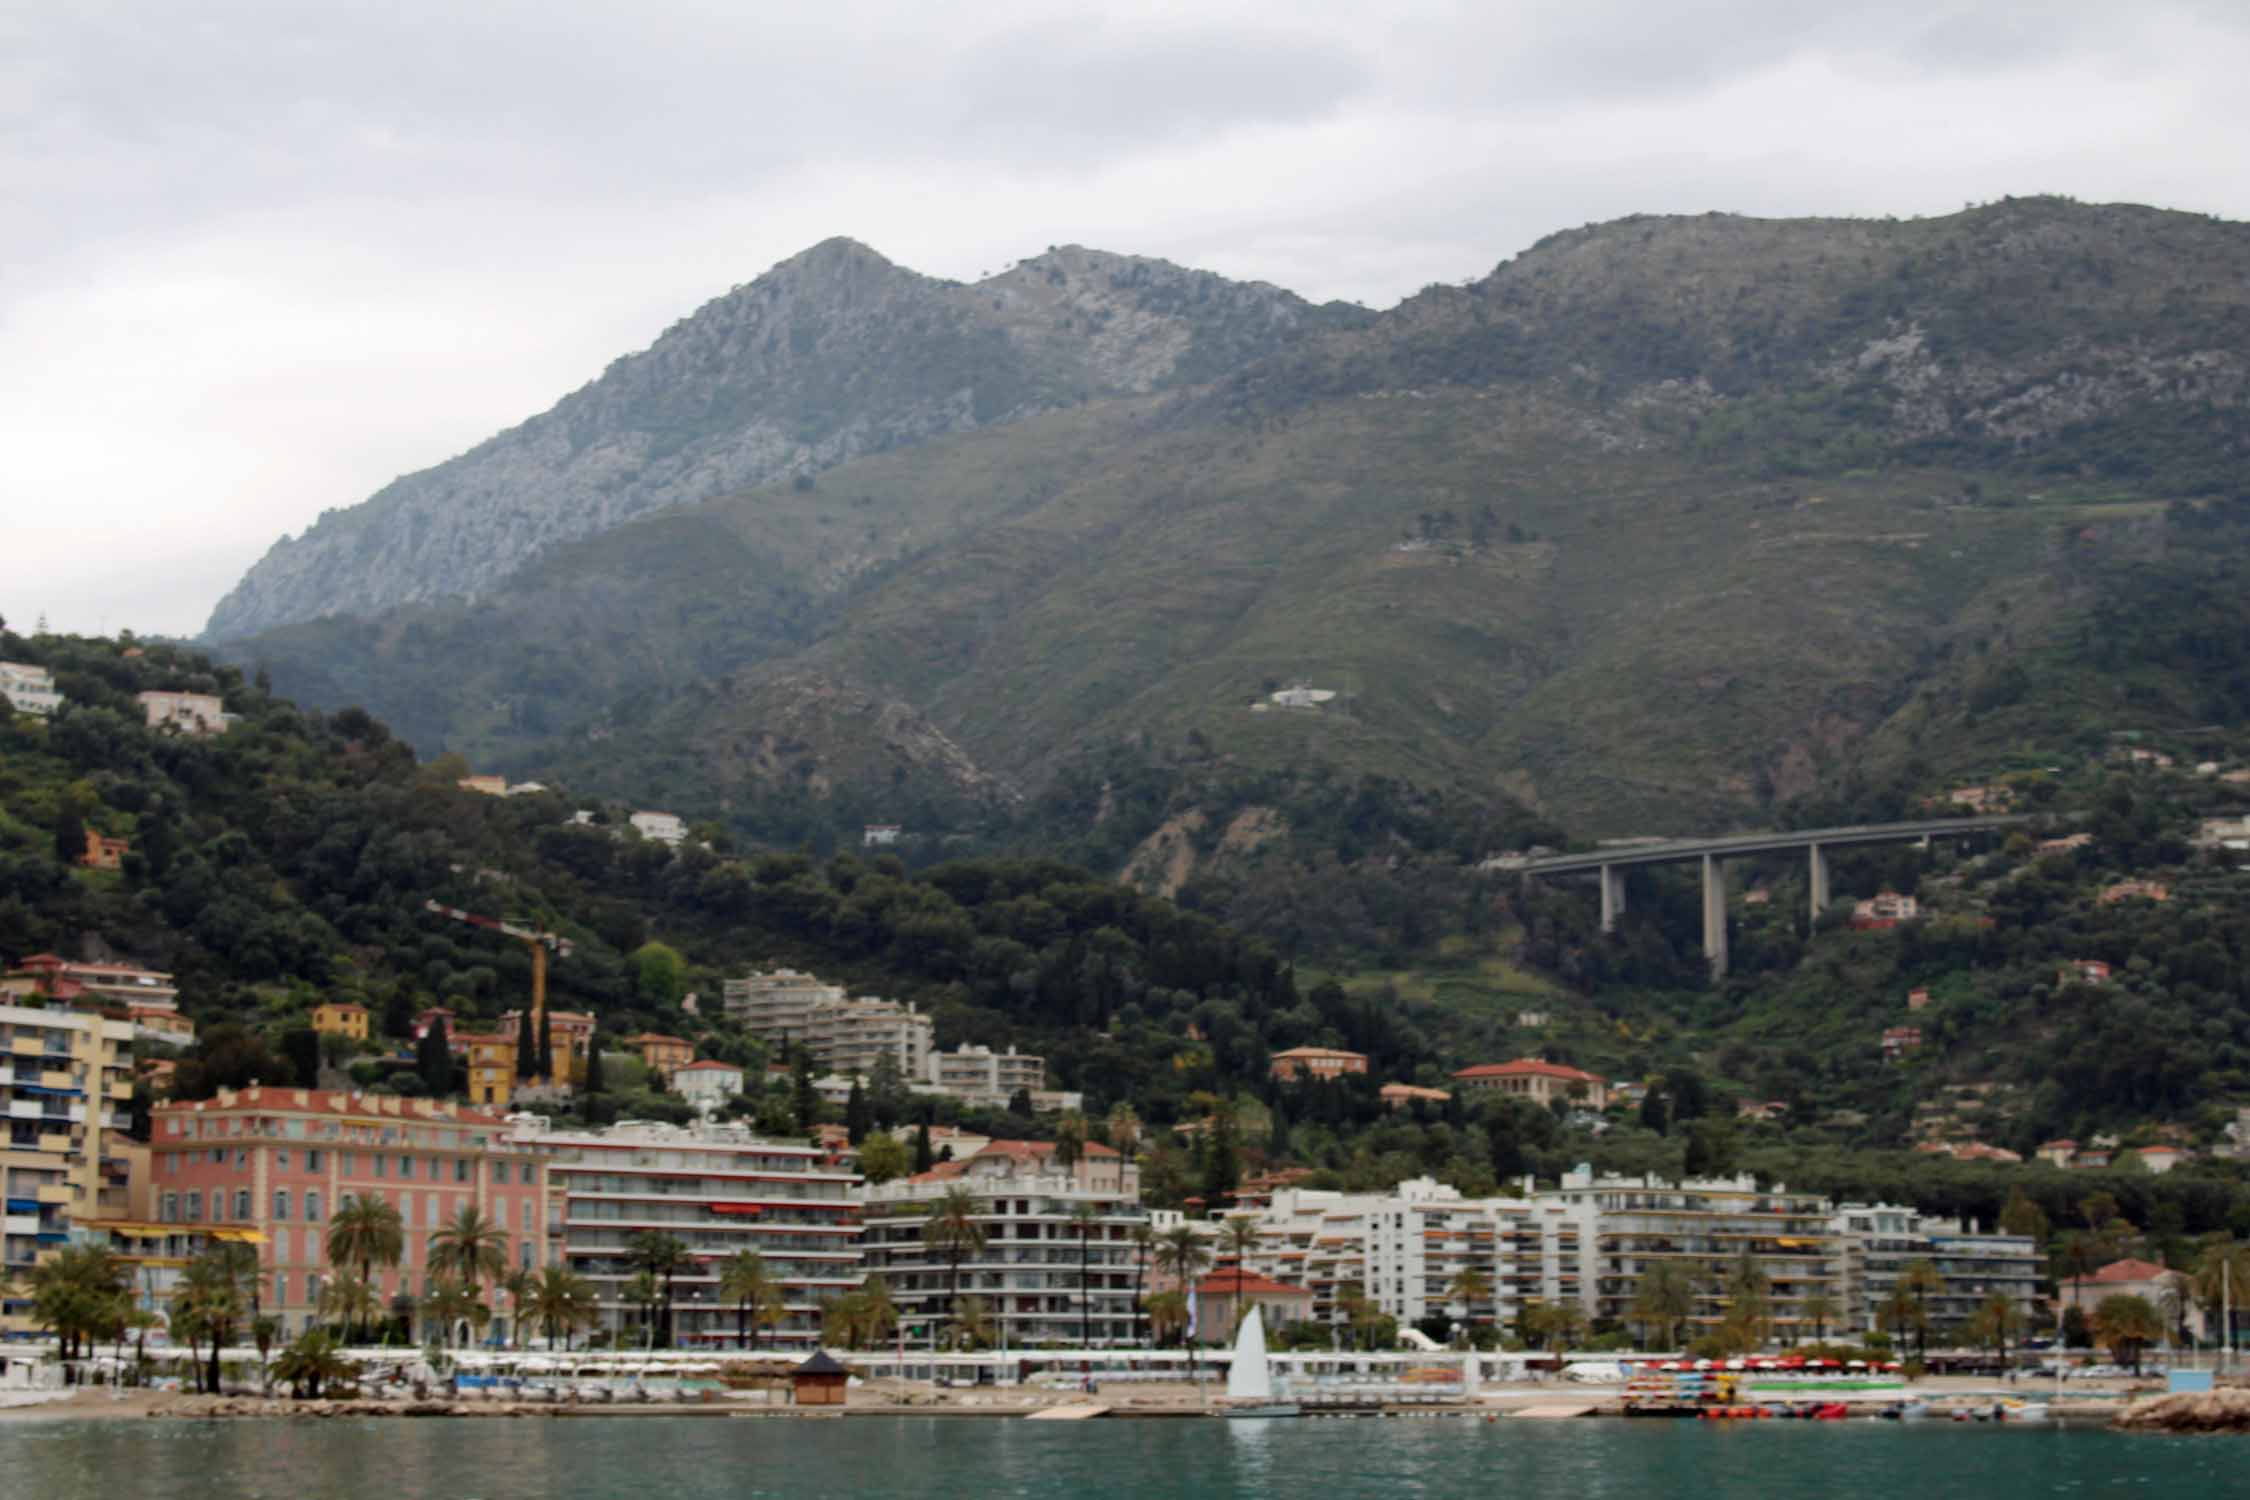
<box><xmin>152</xmin><ymin>1089</ymin><xmax>548</xmax><ymax>1339</ymax></box>
<box><xmin>860</xmin><ymin>1140</ymin><xmax>1146</xmax><ymax>1346</ymax></box>
<box><xmin>516</xmin><ymin>1118</ymin><xmax>862</xmax><ymax>1348</ymax></box>
<box><xmin>0</xmin><ymin>1001</ymin><xmax>136</xmax><ymax>1337</ymax></box>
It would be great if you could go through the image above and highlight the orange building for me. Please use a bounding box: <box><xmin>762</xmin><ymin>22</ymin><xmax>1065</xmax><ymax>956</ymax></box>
<box><xmin>1379</xmin><ymin>1082</ymin><xmax>1452</xmax><ymax>1112</ymax></box>
<box><xmin>1269</xmin><ymin>1046</ymin><xmax>1369</xmax><ymax>1082</ymax></box>
<box><xmin>312</xmin><ymin>1001</ymin><xmax>371</xmax><ymax>1041</ymax></box>
<box><xmin>1451</xmin><ymin>1058</ymin><xmax>1610</xmax><ymax>1109</ymax></box>
<box><xmin>497</xmin><ymin>1007</ymin><xmax>598</xmax><ymax>1085</ymax></box>
<box><xmin>632</xmin><ymin>1032</ymin><xmax>694</xmax><ymax>1082</ymax></box>
<box><xmin>79</xmin><ymin>826</ymin><xmax>130</xmax><ymax>870</ymax></box>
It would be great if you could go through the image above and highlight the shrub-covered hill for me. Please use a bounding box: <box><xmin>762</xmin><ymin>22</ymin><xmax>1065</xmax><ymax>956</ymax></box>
<box><xmin>0</xmin><ymin>628</ymin><xmax>1449</xmax><ymax>1129</ymax></box>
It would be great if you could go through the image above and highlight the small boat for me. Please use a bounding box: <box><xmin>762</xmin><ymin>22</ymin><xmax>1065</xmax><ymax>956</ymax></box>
<box><xmin>1217</xmin><ymin>1307</ymin><xmax>1301</xmax><ymax>1419</ymax></box>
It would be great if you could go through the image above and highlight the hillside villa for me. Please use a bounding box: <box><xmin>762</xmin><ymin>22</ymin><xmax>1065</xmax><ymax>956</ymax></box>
<box><xmin>1451</xmin><ymin>1058</ymin><xmax>1609</xmax><ymax>1109</ymax></box>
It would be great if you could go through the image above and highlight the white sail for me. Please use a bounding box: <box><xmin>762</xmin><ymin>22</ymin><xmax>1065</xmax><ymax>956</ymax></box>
<box><xmin>1226</xmin><ymin>1304</ymin><xmax>1273</xmax><ymax>1402</ymax></box>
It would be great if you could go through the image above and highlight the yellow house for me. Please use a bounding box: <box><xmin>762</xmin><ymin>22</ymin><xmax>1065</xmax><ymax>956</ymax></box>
<box><xmin>311</xmin><ymin>1001</ymin><xmax>371</xmax><ymax>1041</ymax></box>
<box><xmin>632</xmin><ymin>1032</ymin><xmax>694</xmax><ymax>1083</ymax></box>
<box><xmin>459</xmin><ymin>1032</ymin><xmax>515</xmax><ymax>1107</ymax></box>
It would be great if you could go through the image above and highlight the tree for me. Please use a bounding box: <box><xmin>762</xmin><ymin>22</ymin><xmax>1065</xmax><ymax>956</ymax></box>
<box><xmin>1639</xmin><ymin>1088</ymin><xmax>1670</xmax><ymax>1136</ymax></box>
<box><xmin>16</xmin><ymin>1242</ymin><xmax>126</xmax><ymax>1362</ymax></box>
<box><xmin>1799</xmin><ymin>1289</ymin><xmax>1840</xmax><ymax>1345</ymax></box>
<box><xmin>501</xmin><ymin>1268</ymin><xmax>538</xmax><ymax>1349</ymax></box>
<box><xmin>633</xmin><ymin>941</ymin><xmax>686</xmax><ymax>1008</ymax></box>
<box><xmin>1999</xmin><ymin>1188</ymin><xmax>2050</xmax><ymax>1245</ymax></box>
<box><xmin>924</xmin><ymin>1187</ymin><xmax>988</xmax><ymax>1347</ymax></box>
<box><xmin>1105</xmin><ymin>1103</ymin><xmax>1142</xmax><ymax>1160</ymax></box>
<box><xmin>791</xmin><ymin>1053</ymin><xmax>819</xmax><ymax>1132</ymax></box>
<box><xmin>1155</xmin><ymin>1226</ymin><xmax>1212</xmax><ymax>1383</ymax></box>
<box><xmin>1967</xmin><ymin>1289</ymin><xmax>2025</xmax><ymax>1368</ymax></box>
<box><xmin>526</xmin><ymin>1267</ymin><xmax>598</xmax><ymax>1351</ymax></box>
<box><xmin>415</xmin><ymin>1019</ymin><xmax>456</xmax><ymax>1096</ymax></box>
<box><xmin>844</xmin><ymin>1079</ymin><xmax>871</xmax><ymax>1146</ymax></box>
<box><xmin>950</xmin><ymin>1294</ymin><xmax>995</xmax><ymax>1352</ymax></box>
<box><xmin>317</xmin><ymin>1273</ymin><xmax>382</xmax><ymax>1342</ymax></box>
<box><xmin>2191</xmin><ymin>1238</ymin><xmax>2250</xmax><ymax>1358</ymax></box>
<box><xmin>912</xmin><ymin>1122</ymin><xmax>935</xmax><ymax>1174</ymax></box>
<box><xmin>1446</xmin><ymin>1268</ymin><xmax>1493</xmax><ymax>1336</ymax></box>
<box><xmin>2092</xmin><ymin>1293</ymin><xmax>2164</xmax><ymax>1374</ymax></box>
<box><xmin>625</xmin><ymin>1230</ymin><xmax>691</xmax><ymax>1349</ymax></box>
<box><xmin>1896</xmin><ymin>1259</ymin><xmax>1947</xmax><ymax>1362</ymax></box>
<box><xmin>325</xmin><ymin>1194</ymin><xmax>404</xmax><ymax>1341</ymax></box>
<box><xmin>1070</xmin><ymin>1202</ymin><xmax>1104</xmax><ymax>1348</ymax></box>
<box><xmin>281</xmin><ymin>1026</ymin><xmax>320</xmax><ymax>1088</ymax></box>
<box><xmin>624</xmin><ymin>1272</ymin><xmax>663</xmax><ymax>1349</ymax></box>
<box><xmin>429</xmin><ymin>1205</ymin><xmax>509</xmax><ymax>1316</ymax></box>
<box><xmin>1629</xmin><ymin>1262</ymin><xmax>1697</xmax><ymax>1350</ymax></box>
<box><xmin>420</xmin><ymin>1275</ymin><xmax>488</xmax><ymax>1349</ymax></box>
<box><xmin>1216</xmin><ymin>1215</ymin><xmax>1261</xmax><ymax>1339</ymax></box>
<box><xmin>1147</xmin><ymin>1290</ymin><xmax>1189</xmax><ymax>1348</ymax></box>
<box><xmin>273</xmin><ymin>1329</ymin><xmax>357</xmax><ymax>1399</ymax></box>
<box><xmin>857</xmin><ymin>1132</ymin><xmax>910</xmax><ymax>1185</ymax></box>
<box><xmin>1008</xmin><ymin>1086</ymin><xmax>1034</xmax><ymax>1118</ymax></box>
<box><xmin>173</xmin><ymin>1242</ymin><xmax>257</xmax><ymax>1392</ymax></box>
<box><xmin>718</xmin><ymin>1251</ymin><xmax>783</xmax><ymax>1350</ymax></box>
<box><xmin>867</xmin><ymin>1051</ymin><xmax>909</xmax><ymax>1130</ymax></box>
<box><xmin>584</xmin><ymin>1036</ymin><xmax>607</xmax><ymax>1097</ymax></box>
<box><xmin>1130</xmin><ymin>1222</ymin><xmax>1157</xmax><ymax>1347</ymax></box>
<box><xmin>515</xmin><ymin>1006</ymin><xmax>539</xmax><ymax>1080</ymax></box>
<box><xmin>1053</xmin><ymin>1111</ymin><xmax>1087</xmax><ymax>1170</ymax></box>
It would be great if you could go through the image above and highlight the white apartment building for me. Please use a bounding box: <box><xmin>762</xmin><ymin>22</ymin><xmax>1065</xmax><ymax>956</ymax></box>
<box><xmin>1830</xmin><ymin>1204</ymin><xmax>2041</xmax><ymax>1336</ymax></box>
<box><xmin>628</xmin><ymin>811</ymin><xmax>686</xmax><ymax>847</ymax></box>
<box><xmin>0</xmin><ymin>663</ymin><xmax>59</xmax><ymax>717</ymax></box>
<box><xmin>723</xmin><ymin>969</ymin><xmax>844</xmax><ymax>1031</ymax></box>
<box><xmin>725</xmin><ymin>970</ymin><xmax>934</xmax><ymax>1082</ymax></box>
<box><xmin>514</xmin><ymin>1117</ymin><xmax>862</xmax><ymax>1348</ymax></box>
<box><xmin>922</xmin><ymin>1043</ymin><xmax>1076</xmax><ymax>1111</ymax></box>
<box><xmin>672</xmin><ymin>1060</ymin><xmax>746</xmax><ymax>1112</ymax></box>
<box><xmin>860</xmin><ymin>1141</ymin><xmax>1145</xmax><ymax>1346</ymax></box>
<box><xmin>136</xmin><ymin>689</ymin><xmax>230</xmax><ymax>735</ymax></box>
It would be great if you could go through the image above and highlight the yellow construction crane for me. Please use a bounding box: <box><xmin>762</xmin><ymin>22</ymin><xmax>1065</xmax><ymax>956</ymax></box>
<box><xmin>422</xmin><ymin>899</ymin><xmax>574</xmax><ymax>1079</ymax></box>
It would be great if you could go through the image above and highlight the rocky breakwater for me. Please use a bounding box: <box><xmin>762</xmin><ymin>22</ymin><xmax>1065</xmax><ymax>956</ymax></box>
<box><xmin>2114</xmin><ymin>1387</ymin><xmax>2250</xmax><ymax>1433</ymax></box>
<box><xmin>153</xmin><ymin>1394</ymin><xmax>513</xmax><ymax>1419</ymax></box>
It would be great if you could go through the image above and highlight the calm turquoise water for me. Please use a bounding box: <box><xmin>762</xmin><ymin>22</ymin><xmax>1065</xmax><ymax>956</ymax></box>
<box><xmin>0</xmin><ymin>1416</ymin><xmax>2235</xmax><ymax>1497</ymax></box>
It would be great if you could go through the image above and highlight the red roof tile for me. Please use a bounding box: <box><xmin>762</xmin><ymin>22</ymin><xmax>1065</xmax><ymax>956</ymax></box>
<box><xmin>1452</xmin><ymin>1058</ymin><xmax>1607</xmax><ymax>1084</ymax></box>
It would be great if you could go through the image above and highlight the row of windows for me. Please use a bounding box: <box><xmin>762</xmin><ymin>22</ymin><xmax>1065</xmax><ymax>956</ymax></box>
<box><xmin>159</xmin><ymin>1147</ymin><xmax>534</xmax><ymax>1186</ymax></box>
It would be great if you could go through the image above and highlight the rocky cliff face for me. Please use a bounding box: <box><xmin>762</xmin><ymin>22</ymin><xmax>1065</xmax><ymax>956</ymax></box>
<box><xmin>204</xmin><ymin>239</ymin><xmax>1364</xmax><ymax>639</ymax></box>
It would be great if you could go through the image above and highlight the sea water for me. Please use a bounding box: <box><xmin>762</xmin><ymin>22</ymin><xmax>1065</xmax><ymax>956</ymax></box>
<box><xmin>0</xmin><ymin>1415</ymin><xmax>2233</xmax><ymax>1498</ymax></box>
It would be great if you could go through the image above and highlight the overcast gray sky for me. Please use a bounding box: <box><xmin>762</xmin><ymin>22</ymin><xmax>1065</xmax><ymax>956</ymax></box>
<box><xmin>5</xmin><ymin>0</ymin><xmax>2247</xmax><ymax>639</ymax></box>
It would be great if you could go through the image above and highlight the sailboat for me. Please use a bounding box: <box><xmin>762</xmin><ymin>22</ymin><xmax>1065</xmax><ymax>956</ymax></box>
<box><xmin>1219</xmin><ymin>1305</ymin><xmax>1301</xmax><ymax>1418</ymax></box>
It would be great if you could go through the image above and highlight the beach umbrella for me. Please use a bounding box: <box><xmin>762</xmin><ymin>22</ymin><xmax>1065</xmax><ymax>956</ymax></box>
<box><xmin>1725</xmin><ymin>1359</ymin><xmax>1747</xmax><ymax>1370</ymax></box>
<box><xmin>1848</xmin><ymin>1361</ymin><xmax>1867</xmax><ymax>1369</ymax></box>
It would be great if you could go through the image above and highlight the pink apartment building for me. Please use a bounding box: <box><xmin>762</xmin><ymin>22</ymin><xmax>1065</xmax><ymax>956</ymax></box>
<box><xmin>153</xmin><ymin>1088</ymin><xmax>548</xmax><ymax>1339</ymax></box>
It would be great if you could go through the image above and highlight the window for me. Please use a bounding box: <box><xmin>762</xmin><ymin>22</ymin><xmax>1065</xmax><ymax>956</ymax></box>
<box><xmin>521</xmin><ymin>1200</ymin><xmax>534</xmax><ymax>1234</ymax></box>
<box><xmin>275</xmin><ymin>1273</ymin><xmax>287</xmax><ymax>1308</ymax></box>
<box><xmin>454</xmin><ymin>1159</ymin><xmax>469</xmax><ymax>1184</ymax></box>
<box><xmin>520</xmin><ymin>1240</ymin><xmax>533</xmax><ymax>1270</ymax></box>
<box><xmin>161</xmin><ymin>1192</ymin><xmax>179</xmax><ymax>1223</ymax></box>
<box><xmin>306</xmin><ymin>1191</ymin><xmax>322</xmax><ymax>1223</ymax></box>
<box><xmin>276</xmin><ymin>1149</ymin><xmax>290</xmax><ymax>1170</ymax></box>
<box><xmin>399</xmin><ymin>1155</ymin><xmax>413</xmax><ymax>1179</ymax></box>
<box><xmin>306</xmin><ymin>1273</ymin><xmax>322</xmax><ymax>1306</ymax></box>
<box><xmin>342</xmin><ymin>1152</ymin><xmax>356</xmax><ymax>1176</ymax></box>
<box><xmin>374</xmin><ymin>1155</ymin><xmax>387</xmax><ymax>1179</ymax></box>
<box><xmin>274</xmin><ymin>1227</ymin><xmax>291</xmax><ymax>1262</ymax></box>
<box><xmin>426</xmin><ymin>1192</ymin><xmax>439</xmax><ymax>1229</ymax></box>
<box><xmin>185</xmin><ymin>1191</ymin><xmax>202</xmax><ymax>1223</ymax></box>
<box><xmin>274</xmin><ymin>1189</ymin><xmax>291</xmax><ymax>1221</ymax></box>
<box><xmin>305</xmin><ymin>1149</ymin><xmax>324</xmax><ymax>1172</ymax></box>
<box><xmin>234</xmin><ymin>1147</ymin><xmax>248</xmax><ymax>1169</ymax></box>
<box><xmin>234</xmin><ymin>1188</ymin><xmax>251</xmax><ymax>1219</ymax></box>
<box><xmin>521</xmin><ymin>1165</ymin><xmax>537</xmax><ymax>1189</ymax></box>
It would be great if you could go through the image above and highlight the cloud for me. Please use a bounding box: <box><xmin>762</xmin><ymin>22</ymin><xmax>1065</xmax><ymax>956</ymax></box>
<box><xmin>3</xmin><ymin>0</ymin><xmax>2248</xmax><ymax>636</ymax></box>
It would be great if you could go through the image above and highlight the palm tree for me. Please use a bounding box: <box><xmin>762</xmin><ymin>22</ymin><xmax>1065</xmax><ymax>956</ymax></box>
<box><xmin>2092</xmin><ymin>1292</ymin><xmax>2164</xmax><ymax>1374</ymax></box>
<box><xmin>1798</xmin><ymin>1289</ymin><xmax>1840</xmax><ymax>1346</ymax></box>
<box><xmin>1216</xmin><ymin>1216</ymin><xmax>1261</xmax><ymax>1340</ymax></box>
<box><xmin>251</xmin><ymin>1315</ymin><xmax>282</xmax><ymax>1393</ymax></box>
<box><xmin>1129</xmin><ymin>1223</ymin><xmax>1157</xmax><ymax>1346</ymax></box>
<box><xmin>2191</xmin><ymin>1238</ymin><xmax>2250</xmax><ymax>1360</ymax></box>
<box><xmin>501</xmin><ymin>1269</ymin><xmax>538</xmax><ymax>1350</ymax></box>
<box><xmin>859</xmin><ymin>1275</ymin><xmax>897</xmax><ymax>1350</ymax></box>
<box><xmin>324</xmin><ymin>1195</ymin><xmax>404</xmax><ymax>1339</ymax></box>
<box><xmin>174</xmin><ymin>1242</ymin><xmax>258</xmax><ymax>1393</ymax></box>
<box><xmin>718</xmin><ymin>1251</ymin><xmax>781</xmax><ymax>1350</ymax></box>
<box><xmin>16</xmin><ymin>1243</ymin><xmax>126</xmax><ymax>1362</ymax></box>
<box><xmin>430</xmin><ymin>1205</ymin><xmax>510</xmax><ymax>1340</ymax></box>
<box><xmin>1154</xmin><ymin>1226</ymin><xmax>1211</xmax><ymax>1386</ymax></box>
<box><xmin>1629</xmin><ymin>1262</ymin><xmax>1697</xmax><ymax>1350</ymax></box>
<box><xmin>273</xmin><ymin>1328</ymin><xmax>357</xmax><ymax>1399</ymax></box>
<box><xmin>1147</xmin><ymin>1289</ymin><xmax>1189</xmax><ymax>1348</ymax></box>
<box><xmin>420</xmin><ymin>1275</ymin><xmax>487</xmax><ymax>1350</ymax></box>
<box><xmin>625</xmin><ymin>1271</ymin><xmax>664</xmax><ymax>1350</ymax></box>
<box><xmin>1897</xmin><ymin>1259</ymin><xmax>1947</xmax><ymax>1363</ymax></box>
<box><xmin>951</xmin><ymin>1295</ymin><xmax>995</xmax><ymax>1352</ymax></box>
<box><xmin>318</xmin><ymin>1271</ymin><xmax>382</xmax><ymax>1340</ymax></box>
<box><xmin>1069</xmin><ymin>1203</ymin><xmax>1104</xmax><ymax>1348</ymax></box>
<box><xmin>624</xmin><ymin>1231</ymin><xmax>692</xmax><ymax>1349</ymax></box>
<box><xmin>1105</xmin><ymin>1103</ymin><xmax>1142</xmax><ymax>1160</ymax></box>
<box><xmin>1446</xmin><ymin>1268</ymin><xmax>1493</xmax><ymax>1341</ymax></box>
<box><xmin>526</xmin><ymin>1267</ymin><xmax>598</xmax><ymax>1351</ymax></box>
<box><xmin>923</xmin><ymin>1187</ymin><xmax>988</xmax><ymax>1348</ymax></box>
<box><xmin>1967</xmin><ymin>1289</ymin><xmax>2025</xmax><ymax>1369</ymax></box>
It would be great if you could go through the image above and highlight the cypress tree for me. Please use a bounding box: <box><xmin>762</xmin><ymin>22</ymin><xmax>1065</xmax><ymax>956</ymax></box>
<box><xmin>912</xmin><ymin>1121</ymin><xmax>934</xmax><ymax>1173</ymax></box>
<box><xmin>584</xmin><ymin>1036</ymin><xmax>606</xmax><ymax>1095</ymax></box>
<box><xmin>515</xmin><ymin>1006</ymin><xmax>538</xmax><ymax>1079</ymax></box>
<box><xmin>537</xmin><ymin>1022</ymin><xmax>555</xmax><ymax>1083</ymax></box>
<box><xmin>844</xmin><ymin>1080</ymin><xmax>871</xmax><ymax>1146</ymax></box>
<box><xmin>416</xmin><ymin>1022</ymin><xmax>453</xmax><ymax>1096</ymax></box>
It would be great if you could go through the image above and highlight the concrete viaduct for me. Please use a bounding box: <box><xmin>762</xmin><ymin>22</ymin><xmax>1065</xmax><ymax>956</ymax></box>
<box><xmin>1499</xmin><ymin>816</ymin><xmax>2026</xmax><ymax>979</ymax></box>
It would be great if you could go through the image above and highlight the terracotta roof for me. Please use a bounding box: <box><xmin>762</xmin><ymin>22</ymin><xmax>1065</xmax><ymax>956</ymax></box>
<box><xmin>2091</xmin><ymin>1258</ymin><xmax>2176</xmax><ymax>1284</ymax></box>
<box><xmin>1272</xmin><ymin>1046</ymin><xmax>1368</xmax><ymax>1060</ymax></box>
<box><xmin>1195</xmin><ymin>1267</ymin><xmax>1313</xmax><ymax>1298</ymax></box>
<box><xmin>631</xmin><ymin>1033</ymin><xmax>692</xmax><ymax>1047</ymax></box>
<box><xmin>675</xmin><ymin>1059</ymin><xmax>741</xmax><ymax>1073</ymax></box>
<box><xmin>973</xmin><ymin>1138</ymin><xmax>1119</xmax><ymax>1161</ymax></box>
<box><xmin>1452</xmin><ymin>1058</ymin><xmax>1607</xmax><ymax>1084</ymax></box>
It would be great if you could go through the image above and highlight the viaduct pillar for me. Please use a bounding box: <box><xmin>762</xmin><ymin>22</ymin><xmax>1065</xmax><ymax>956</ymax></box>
<box><xmin>1808</xmin><ymin>842</ymin><xmax>1830</xmax><ymax>925</ymax></box>
<box><xmin>1701</xmin><ymin>853</ymin><xmax>1729</xmax><ymax>980</ymax></box>
<box><xmin>1598</xmin><ymin>864</ymin><xmax>1626</xmax><ymax>933</ymax></box>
